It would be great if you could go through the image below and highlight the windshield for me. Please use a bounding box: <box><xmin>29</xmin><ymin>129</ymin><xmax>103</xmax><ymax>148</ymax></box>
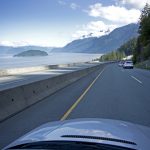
<box><xmin>0</xmin><ymin>0</ymin><xmax>150</xmax><ymax>150</ymax></box>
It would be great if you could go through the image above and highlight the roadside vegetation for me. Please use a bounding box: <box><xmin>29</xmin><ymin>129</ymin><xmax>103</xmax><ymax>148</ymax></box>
<box><xmin>99</xmin><ymin>51</ymin><xmax>126</xmax><ymax>61</ymax></box>
<box><xmin>135</xmin><ymin>59</ymin><xmax>150</xmax><ymax>70</ymax></box>
<box><xmin>133</xmin><ymin>3</ymin><xmax>150</xmax><ymax>64</ymax></box>
<box><xmin>99</xmin><ymin>38</ymin><xmax>137</xmax><ymax>61</ymax></box>
<box><xmin>99</xmin><ymin>3</ymin><xmax>150</xmax><ymax>70</ymax></box>
<box><xmin>118</xmin><ymin>38</ymin><xmax>137</xmax><ymax>56</ymax></box>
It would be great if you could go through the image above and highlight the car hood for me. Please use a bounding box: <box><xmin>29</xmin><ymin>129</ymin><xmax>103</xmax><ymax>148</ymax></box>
<box><xmin>4</xmin><ymin>118</ymin><xmax>150</xmax><ymax>150</ymax></box>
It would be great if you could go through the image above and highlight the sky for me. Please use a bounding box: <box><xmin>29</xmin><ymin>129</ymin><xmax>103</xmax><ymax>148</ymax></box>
<box><xmin>0</xmin><ymin>0</ymin><xmax>150</xmax><ymax>47</ymax></box>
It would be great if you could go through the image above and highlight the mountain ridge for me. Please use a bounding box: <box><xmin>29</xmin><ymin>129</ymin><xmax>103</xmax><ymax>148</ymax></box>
<box><xmin>0</xmin><ymin>46</ymin><xmax>54</xmax><ymax>55</ymax></box>
<box><xmin>0</xmin><ymin>24</ymin><xmax>139</xmax><ymax>55</ymax></box>
<box><xmin>52</xmin><ymin>23</ymin><xmax>139</xmax><ymax>53</ymax></box>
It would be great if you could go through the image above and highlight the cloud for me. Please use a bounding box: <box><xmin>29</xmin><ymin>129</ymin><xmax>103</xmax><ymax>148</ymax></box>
<box><xmin>58</xmin><ymin>0</ymin><xmax>66</xmax><ymax>6</ymax></box>
<box><xmin>86</xmin><ymin>3</ymin><xmax>141</xmax><ymax>24</ymax></box>
<box><xmin>70</xmin><ymin>3</ymin><xmax>80</xmax><ymax>10</ymax></box>
<box><xmin>58</xmin><ymin>1</ymin><xmax>80</xmax><ymax>10</ymax></box>
<box><xmin>72</xmin><ymin>21</ymin><xmax>118</xmax><ymax>39</ymax></box>
<box><xmin>119</xmin><ymin>0</ymin><xmax>150</xmax><ymax>9</ymax></box>
<box><xmin>0</xmin><ymin>41</ymin><xmax>31</xmax><ymax>47</ymax></box>
<box><xmin>0</xmin><ymin>40</ymin><xmax>55</xmax><ymax>47</ymax></box>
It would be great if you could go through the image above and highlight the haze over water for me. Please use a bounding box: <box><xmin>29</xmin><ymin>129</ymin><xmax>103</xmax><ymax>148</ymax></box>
<box><xmin>0</xmin><ymin>53</ymin><xmax>102</xmax><ymax>69</ymax></box>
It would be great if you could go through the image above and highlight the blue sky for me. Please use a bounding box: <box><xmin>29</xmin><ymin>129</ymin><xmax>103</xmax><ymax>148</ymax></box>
<box><xmin>0</xmin><ymin>0</ymin><xmax>149</xmax><ymax>47</ymax></box>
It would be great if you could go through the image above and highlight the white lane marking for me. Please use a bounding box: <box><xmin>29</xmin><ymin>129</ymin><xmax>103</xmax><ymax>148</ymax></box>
<box><xmin>131</xmin><ymin>76</ymin><xmax>142</xmax><ymax>84</ymax></box>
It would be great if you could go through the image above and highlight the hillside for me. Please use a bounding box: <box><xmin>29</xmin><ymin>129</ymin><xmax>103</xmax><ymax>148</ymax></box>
<box><xmin>117</xmin><ymin>38</ymin><xmax>137</xmax><ymax>56</ymax></box>
<box><xmin>52</xmin><ymin>23</ymin><xmax>139</xmax><ymax>53</ymax></box>
<box><xmin>14</xmin><ymin>50</ymin><xmax>48</xmax><ymax>57</ymax></box>
<box><xmin>98</xmin><ymin>37</ymin><xmax>138</xmax><ymax>61</ymax></box>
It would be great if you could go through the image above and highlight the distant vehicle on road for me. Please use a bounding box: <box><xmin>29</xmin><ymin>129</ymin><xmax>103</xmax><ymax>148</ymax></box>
<box><xmin>123</xmin><ymin>60</ymin><xmax>134</xmax><ymax>69</ymax></box>
<box><xmin>118</xmin><ymin>61</ymin><xmax>124</xmax><ymax>67</ymax></box>
<box><xmin>3</xmin><ymin>118</ymin><xmax>150</xmax><ymax>150</ymax></box>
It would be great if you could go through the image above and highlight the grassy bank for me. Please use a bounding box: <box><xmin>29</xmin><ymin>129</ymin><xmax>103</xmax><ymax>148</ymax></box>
<box><xmin>135</xmin><ymin>59</ymin><xmax>150</xmax><ymax>70</ymax></box>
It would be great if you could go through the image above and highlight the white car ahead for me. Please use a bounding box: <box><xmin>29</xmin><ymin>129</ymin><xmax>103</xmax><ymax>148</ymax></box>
<box><xmin>123</xmin><ymin>61</ymin><xmax>134</xmax><ymax>69</ymax></box>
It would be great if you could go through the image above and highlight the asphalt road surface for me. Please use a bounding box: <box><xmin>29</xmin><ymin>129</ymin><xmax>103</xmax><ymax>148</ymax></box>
<box><xmin>0</xmin><ymin>63</ymin><xmax>150</xmax><ymax>149</ymax></box>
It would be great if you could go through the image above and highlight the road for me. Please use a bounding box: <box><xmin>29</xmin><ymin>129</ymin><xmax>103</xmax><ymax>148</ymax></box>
<box><xmin>0</xmin><ymin>63</ymin><xmax>150</xmax><ymax>148</ymax></box>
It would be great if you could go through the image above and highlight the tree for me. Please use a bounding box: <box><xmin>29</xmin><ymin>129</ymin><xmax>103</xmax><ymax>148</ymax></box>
<box><xmin>139</xmin><ymin>3</ymin><xmax>150</xmax><ymax>46</ymax></box>
<box><xmin>133</xmin><ymin>37</ymin><xmax>142</xmax><ymax>63</ymax></box>
<box><xmin>133</xmin><ymin>3</ymin><xmax>150</xmax><ymax>63</ymax></box>
<box><xmin>99</xmin><ymin>50</ymin><xmax>126</xmax><ymax>61</ymax></box>
<box><xmin>118</xmin><ymin>38</ymin><xmax>137</xmax><ymax>56</ymax></box>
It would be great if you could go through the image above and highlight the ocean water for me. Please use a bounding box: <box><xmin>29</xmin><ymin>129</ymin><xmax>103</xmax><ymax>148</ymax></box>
<box><xmin>0</xmin><ymin>53</ymin><xmax>102</xmax><ymax>69</ymax></box>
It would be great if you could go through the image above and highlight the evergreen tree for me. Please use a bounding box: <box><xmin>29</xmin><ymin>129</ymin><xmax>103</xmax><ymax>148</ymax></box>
<box><xmin>139</xmin><ymin>3</ymin><xmax>150</xmax><ymax>46</ymax></box>
<box><xmin>133</xmin><ymin>3</ymin><xmax>150</xmax><ymax>63</ymax></box>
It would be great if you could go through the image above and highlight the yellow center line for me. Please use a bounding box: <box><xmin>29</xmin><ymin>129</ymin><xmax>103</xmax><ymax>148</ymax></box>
<box><xmin>60</xmin><ymin>68</ymin><xmax>105</xmax><ymax>121</ymax></box>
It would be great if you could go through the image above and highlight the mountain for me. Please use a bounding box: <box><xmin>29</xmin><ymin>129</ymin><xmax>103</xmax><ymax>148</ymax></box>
<box><xmin>0</xmin><ymin>46</ymin><xmax>54</xmax><ymax>55</ymax></box>
<box><xmin>52</xmin><ymin>23</ymin><xmax>139</xmax><ymax>53</ymax></box>
<box><xmin>0</xmin><ymin>46</ymin><xmax>13</xmax><ymax>54</ymax></box>
<box><xmin>14</xmin><ymin>50</ymin><xmax>48</xmax><ymax>57</ymax></box>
